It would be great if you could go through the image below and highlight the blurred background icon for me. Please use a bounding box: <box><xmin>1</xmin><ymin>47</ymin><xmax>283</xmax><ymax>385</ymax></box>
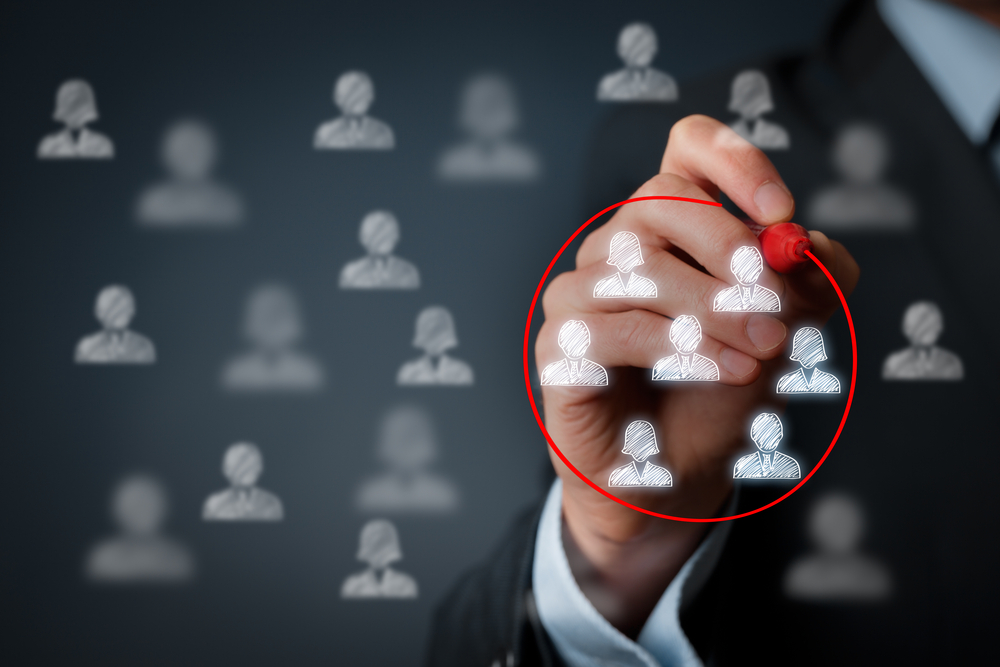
<box><xmin>339</xmin><ymin>210</ymin><xmax>420</xmax><ymax>289</ymax></box>
<box><xmin>314</xmin><ymin>71</ymin><xmax>395</xmax><ymax>150</ymax></box>
<box><xmin>38</xmin><ymin>79</ymin><xmax>114</xmax><ymax>159</ymax></box>
<box><xmin>882</xmin><ymin>301</ymin><xmax>964</xmax><ymax>381</ymax></box>
<box><xmin>75</xmin><ymin>285</ymin><xmax>156</xmax><ymax>364</ymax></box>
<box><xmin>341</xmin><ymin>519</ymin><xmax>418</xmax><ymax>599</ymax></box>
<box><xmin>596</xmin><ymin>22</ymin><xmax>678</xmax><ymax>102</ymax></box>
<box><xmin>396</xmin><ymin>306</ymin><xmax>474</xmax><ymax>386</ymax></box>
<box><xmin>727</xmin><ymin>70</ymin><xmax>790</xmax><ymax>150</ymax></box>
<box><xmin>203</xmin><ymin>442</ymin><xmax>285</xmax><ymax>521</ymax></box>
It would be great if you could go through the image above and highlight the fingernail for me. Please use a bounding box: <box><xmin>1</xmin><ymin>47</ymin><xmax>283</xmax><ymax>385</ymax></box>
<box><xmin>753</xmin><ymin>181</ymin><xmax>793</xmax><ymax>222</ymax></box>
<box><xmin>720</xmin><ymin>348</ymin><xmax>758</xmax><ymax>378</ymax></box>
<box><xmin>746</xmin><ymin>314</ymin><xmax>787</xmax><ymax>352</ymax></box>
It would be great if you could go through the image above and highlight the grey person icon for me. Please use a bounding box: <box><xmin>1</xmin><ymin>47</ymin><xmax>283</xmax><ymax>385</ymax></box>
<box><xmin>221</xmin><ymin>284</ymin><xmax>326</xmax><ymax>392</ymax></box>
<box><xmin>807</xmin><ymin>123</ymin><xmax>915</xmax><ymax>232</ymax></box>
<box><xmin>136</xmin><ymin>119</ymin><xmax>244</xmax><ymax>228</ymax></box>
<box><xmin>438</xmin><ymin>74</ymin><xmax>541</xmax><ymax>182</ymax></box>
<box><xmin>540</xmin><ymin>320</ymin><xmax>609</xmax><ymax>386</ymax></box>
<box><xmin>341</xmin><ymin>519</ymin><xmax>418</xmax><ymax>599</ymax></box>
<box><xmin>777</xmin><ymin>327</ymin><xmax>841</xmax><ymax>394</ymax></box>
<box><xmin>38</xmin><ymin>79</ymin><xmax>114</xmax><ymax>159</ymax></box>
<box><xmin>75</xmin><ymin>285</ymin><xmax>156</xmax><ymax>364</ymax></box>
<box><xmin>339</xmin><ymin>210</ymin><xmax>420</xmax><ymax>289</ymax></box>
<box><xmin>593</xmin><ymin>232</ymin><xmax>657</xmax><ymax>298</ymax></box>
<box><xmin>652</xmin><ymin>315</ymin><xmax>719</xmax><ymax>381</ymax></box>
<box><xmin>713</xmin><ymin>246</ymin><xmax>780</xmax><ymax>312</ymax></box>
<box><xmin>882</xmin><ymin>301</ymin><xmax>963</xmax><ymax>381</ymax></box>
<box><xmin>784</xmin><ymin>493</ymin><xmax>892</xmax><ymax>602</ymax></box>
<box><xmin>733</xmin><ymin>413</ymin><xmax>801</xmax><ymax>480</ymax></box>
<box><xmin>396</xmin><ymin>306</ymin><xmax>474</xmax><ymax>386</ymax></box>
<box><xmin>314</xmin><ymin>71</ymin><xmax>395</xmax><ymax>150</ymax></box>
<box><xmin>202</xmin><ymin>443</ymin><xmax>284</xmax><ymax>521</ymax></box>
<box><xmin>596</xmin><ymin>23</ymin><xmax>678</xmax><ymax>102</ymax></box>
<box><xmin>85</xmin><ymin>475</ymin><xmax>194</xmax><ymax>583</ymax></box>
<box><xmin>355</xmin><ymin>405</ymin><xmax>458</xmax><ymax>514</ymax></box>
<box><xmin>727</xmin><ymin>70</ymin><xmax>790</xmax><ymax>150</ymax></box>
<box><xmin>608</xmin><ymin>420</ymin><xmax>673</xmax><ymax>487</ymax></box>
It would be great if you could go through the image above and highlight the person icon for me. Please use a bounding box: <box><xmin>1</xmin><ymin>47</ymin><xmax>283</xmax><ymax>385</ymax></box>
<box><xmin>339</xmin><ymin>210</ymin><xmax>420</xmax><ymax>289</ymax></box>
<box><xmin>596</xmin><ymin>23</ymin><xmax>679</xmax><ymax>102</ymax></box>
<box><xmin>396</xmin><ymin>306</ymin><xmax>474</xmax><ymax>386</ymax></box>
<box><xmin>882</xmin><ymin>301</ymin><xmax>964</xmax><ymax>381</ymax></box>
<box><xmin>733</xmin><ymin>413</ymin><xmax>801</xmax><ymax>480</ymax></box>
<box><xmin>593</xmin><ymin>231</ymin><xmax>658</xmax><ymax>298</ymax></box>
<box><xmin>202</xmin><ymin>443</ymin><xmax>284</xmax><ymax>521</ymax></box>
<box><xmin>727</xmin><ymin>70</ymin><xmax>790</xmax><ymax>150</ymax></box>
<box><xmin>355</xmin><ymin>405</ymin><xmax>458</xmax><ymax>513</ymax></box>
<box><xmin>777</xmin><ymin>327</ymin><xmax>841</xmax><ymax>394</ymax></box>
<box><xmin>608</xmin><ymin>420</ymin><xmax>673</xmax><ymax>487</ymax></box>
<box><xmin>135</xmin><ymin>119</ymin><xmax>244</xmax><ymax>228</ymax></box>
<box><xmin>540</xmin><ymin>320</ymin><xmax>609</xmax><ymax>386</ymax></box>
<box><xmin>85</xmin><ymin>475</ymin><xmax>194</xmax><ymax>583</ymax></box>
<box><xmin>713</xmin><ymin>246</ymin><xmax>781</xmax><ymax>312</ymax></box>
<box><xmin>652</xmin><ymin>315</ymin><xmax>720</xmax><ymax>381</ymax></box>
<box><xmin>313</xmin><ymin>71</ymin><xmax>395</xmax><ymax>150</ymax></box>
<box><xmin>341</xmin><ymin>519</ymin><xmax>419</xmax><ymax>599</ymax></box>
<box><xmin>438</xmin><ymin>74</ymin><xmax>541</xmax><ymax>182</ymax></box>
<box><xmin>75</xmin><ymin>285</ymin><xmax>156</xmax><ymax>364</ymax></box>
<box><xmin>807</xmin><ymin>123</ymin><xmax>915</xmax><ymax>232</ymax></box>
<box><xmin>784</xmin><ymin>493</ymin><xmax>892</xmax><ymax>602</ymax></box>
<box><xmin>38</xmin><ymin>79</ymin><xmax>114</xmax><ymax>159</ymax></box>
<box><xmin>220</xmin><ymin>284</ymin><xmax>326</xmax><ymax>392</ymax></box>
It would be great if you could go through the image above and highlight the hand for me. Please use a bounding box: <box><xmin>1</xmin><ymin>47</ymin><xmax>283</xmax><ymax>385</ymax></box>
<box><xmin>535</xmin><ymin>115</ymin><xmax>860</xmax><ymax>635</ymax></box>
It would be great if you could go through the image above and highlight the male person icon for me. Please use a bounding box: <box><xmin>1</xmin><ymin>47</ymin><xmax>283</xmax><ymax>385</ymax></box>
<box><xmin>202</xmin><ymin>443</ymin><xmax>284</xmax><ymax>521</ymax></box>
<box><xmin>727</xmin><ymin>70</ymin><xmax>790</xmax><ymax>150</ymax></box>
<box><xmin>777</xmin><ymin>327</ymin><xmax>841</xmax><ymax>394</ymax></box>
<box><xmin>608</xmin><ymin>420</ymin><xmax>673</xmax><ymax>487</ymax></box>
<box><xmin>75</xmin><ymin>285</ymin><xmax>157</xmax><ymax>364</ymax></box>
<box><xmin>540</xmin><ymin>320</ymin><xmax>609</xmax><ymax>386</ymax></box>
<box><xmin>339</xmin><ymin>210</ymin><xmax>420</xmax><ymax>289</ymax></box>
<box><xmin>341</xmin><ymin>519</ymin><xmax>419</xmax><ymax>599</ymax></box>
<box><xmin>733</xmin><ymin>413</ymin><xmax>801</xmax><ymax>480</ymax></box>
<box><xmin>38</xmin><ymin>79</ymin><xmax>114</xmax><ymax>159</ymax></box>
<box><xmin>713</xmin><ymin>246</ymin><xmax>781</xmax><ymax>312</ymax></box>
<box><xmin>314</xmin><ymin>71</ymin><xmax>395</xmax><ymax>150</ymax></box>
<box><xmin>596</xmin><ymin>23</ymin><xmax>678</xmax><ymax>102</ymax></box>
<box><xmin>397</xmin><ymin>306</ymin><xmax>474</xmax><ymax>386</ymax></box>
<box><xmin>593</xmin><ymin>231</ymin><xmax>657</xmax><ymax>298</ymax></box>
<box><xmin>882</xmin><ymin>301</ymin><xmax>964</xmax><ymax>380</ymax></box>
<box><xmin>652</xmin><ymin>315</ymin><xmax>720</xmax><ymax>381</ymax></box>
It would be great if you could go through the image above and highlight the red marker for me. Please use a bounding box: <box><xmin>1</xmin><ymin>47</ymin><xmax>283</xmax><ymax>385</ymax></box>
<box><xmin>742</xmin><ymin>220</ymin><xmax>813</xmax><ymax>274</ymax></box>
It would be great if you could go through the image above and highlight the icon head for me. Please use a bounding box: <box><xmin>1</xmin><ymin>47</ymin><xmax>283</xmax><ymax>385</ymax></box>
<box><xmin>244</xmin><ymin>284</ymin><xmax>302</xmax><ymax>350</ymax></box>
<box><xmin>461</xmin><ymin>74</ymin><xmax>518</xmax><ymax>141</ymax></box>
<box><xmin>334</xmin><ymin>71</ymin><xmax>374</xmax><ymax>116</ymax></box>
<box><xmin>669</xmin><ymin>315</ymin><xmax>702</xmax><ymax>355</ymax></box>
<box><xmin>412</xmin><ymin>306</ymin><xmax>458</xmax><ymax>356</ymax></box>
<box><xmin>621</xmin><ymin>420</ymin><xmax>659</xmax><ymax>462</ymax></box>
<box><xmin>607</xmin><ymin>231</ymin><xmax>645</xmax><ymax>273</ymax></box>
<box><xmin>789</xmin><ymin>327</ymin><xmax>828</xmax><ymax>369</ymax></box>
<box><xmin>357</xmin><ymin>519</ymin><xmax>402</xmax><ymax>569</ymax></box>
<box><xmin>222</xmin><ymin>442</ymin><xmax>263</xmax><ymax>488</ymax></box>
<box><xmin>112</xmin><ymin>475</ymin><xmax>167</xmax><ymax>536</ymax></box>
<box><xmin>617</xmin><ymin>22</ymin><xmax>658</xmax><ymax>68</ymax></box>
<box><xmin>379</xmin><ymin>405</ymin><xmax>436</xmax><ymax>471</ymax></box>
<box><xmin>728</xmin><ymin>70</ymin><xmax>773</xmax><ymax>120</ymax></box>
<box><xmin>810</xmin><ymin>493</ymin><xmax>864</xmax><ymax>555</ymax></box>
<box><xmin>54</xmin><ymin>79</ymin><xmax>98</xmax><ymax>129</ymax></box>
<box><xmin>95</xmin><ymin>285</ymin><xmax>136</xmax><ymax>331</ymax></box>
<box><xmin>730</xmin><ymin>246</ymin><xmax>764</xmax><ymax>285</ymax></box>
<box><xmin>750</xmin><ymin>413</ymin><xmax>783</xmax><ymax>453</ymax></box>
<box><xmin>833</xmin><ymin>123</ymin><xmax>888</xmax><ymax>184</ymax></box>
<box><xmin>162</xmin><ymin>119</ymin><xmax>217</xmax><ymax>181</ymax></box>
<box><xmin>557</xmin><ymin>320</ymin><xmax>591</xmax><ymax>360</ymax></box>
<box><xmin>359</xmin><ymin>210</ymin><xmax>400</xmax><ymax>256</ymax></box>
<box><xmin>902</xmin><ymin>301</ymin><xmax>943</xmax><ymax>347</ymax></box>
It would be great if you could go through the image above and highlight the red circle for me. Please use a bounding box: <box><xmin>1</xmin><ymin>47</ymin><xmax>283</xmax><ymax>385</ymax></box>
<box><xmin>522</xmin><ymin>196</ymin><xmax>858</xmax><ymax>522</ymax></box>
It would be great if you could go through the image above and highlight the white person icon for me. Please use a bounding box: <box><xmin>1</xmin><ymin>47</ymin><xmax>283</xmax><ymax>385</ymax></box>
<box><xmin>596</xmin><ymin>23</ymin><xmax>678</xmax><ymax>102</ymax></box>
<box><xmin>593</xmin><ymin>231</ymin><xmax>657</xmax><ymax>298</ymax></box>
<box><xmin>713</xmin><ymin>246</ymin><xmax>780</xmax><ymax>312</ymax></box>
<box><xmin>38</xmin><ymin>79</ymin><xmax>114</xmax><ymax>159</ymax></box>
<box><xmin>777</xmin><ymin>327</ymin><xmax>841</xmax><ymax>394</ymax></box>
<box><xmin>540</xmin><ymin>320</ymin><xmax>609</xmax><ymax>387</ymax></box>
<box><xmin>75</xmin><ymin>285</ymin><xmax>156</xmax><ymax>364</ymax></box>
<box><xmin>733</xmin><ymin>413</ymin><xmax>801</xmax><ymax>480</ymax></box>
<box><xmin>727</xmin><ymin>70</ymin><xmax>790</xmax><ymax>150</ymax></box>
<box><xmin>341</xmin><ymin>519</ymin><xmax>418</xmax><ymax>599</ymax></box>
<box><xmin>339</xmin><ymin>210</ymin><xmax>420</xmax><ymax>289</ymax></box>
<box><xmin>396</xmin><ymin>306</ymin><xmax>474</xmax><ymax>386</ymax></box>
<box><xmin>314</xmin><ymin>71</ymin><xmax>395</xmax><ymax>150</ymax></box>
<box><xmin>608</xmin><ymin>420</ymin><xmax>673</xmax><ymax>487</ymax></box>
<box><xmin>882</xmin><ymin>301</ymin><xmax>963</xmax><ymax>381</ymax></box>
<box><xmin>202</xmin><ymin>443</ymin><xmax>284</xmax><ymax>522</ymax></box>
<box><xmin>652</xmin><ymin>315</ymin><xmax>719</xmax><ymax>381</ymax></box>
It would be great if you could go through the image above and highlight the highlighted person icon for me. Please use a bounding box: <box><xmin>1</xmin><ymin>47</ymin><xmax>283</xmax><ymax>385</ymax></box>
<box><xmin>339</xmin><ymin>210</ymin><xmax>420</xmax><ymax>289</ymax></box>
<box><xmin>713</xmin><ymin>246</ymin><xmax>780</xmax><ymax>312</ymax></box>
<box><xmin>777</xmin><ymin>327</ymin><xmax>841</xmax><ymax>394</ymax></box>
<box><xmin>396</xmin><ymin>306</ymin><xmax>474</xmax><ymax>386</ymax></box>
<box><xmin>733</xmin><ymin>413</ymin><xmax>801</xmax><ymax>480</ymax></box>
<box><xmin>652</xmin><ymin>315</ymin><xmax>719</xmax><ymax>381</ymax></box>
<box><xmin>341</xmin><ymin>519</ymin><xmax>418</xmax><ymax>599</ymax></box>
<box><xmin>202</xmin><ymin>443</ymin><xmax>284</xmax><ymax>521</ymax></box>
<box><xmin>314</xmin><ymin>71</ymin><xmax>395</xmax><ymax>150</ymax></box>
<box><xmin>38</xmin><ymin>79</ymin><xmax>114</xmax><ymax>159</ymax></box>
<box><xmin>593</xmin><ymin>231</ymin><xmax>657</xmax><ymax>298</ymax></box>
<box><xmin>75</xmin><ymin>285</ymin><xmax>156</xmax><ymax>364</ymax></box>
<box><xmin>608</xmin><ymin>420</ymin><xmax>673</xmax><ymax>487</ymax></box>
<box><xmin>597</xmin><ymin>23</ymin><xmax>678</xmax><ymax>102</ymax></box>
<box><xmin>728</xmin><ymin>70</ymin><xmax>790</xmax><ymax>150</ymax></box>
<box><xmin>540</xmin><ymin>320</ymin><xmax>609</xmax><ymax>386</ymax></box>
<box><xmin>882</xmin><ymin>301</ymin><xmax>963</xmax><ymax>381</ymax></box>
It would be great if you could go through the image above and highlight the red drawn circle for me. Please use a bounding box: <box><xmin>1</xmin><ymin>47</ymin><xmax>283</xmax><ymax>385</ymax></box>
<box><xmin>522</xmin><ymin>196</ymin><xmax>858</xmax><ymax>522</ymax></box>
